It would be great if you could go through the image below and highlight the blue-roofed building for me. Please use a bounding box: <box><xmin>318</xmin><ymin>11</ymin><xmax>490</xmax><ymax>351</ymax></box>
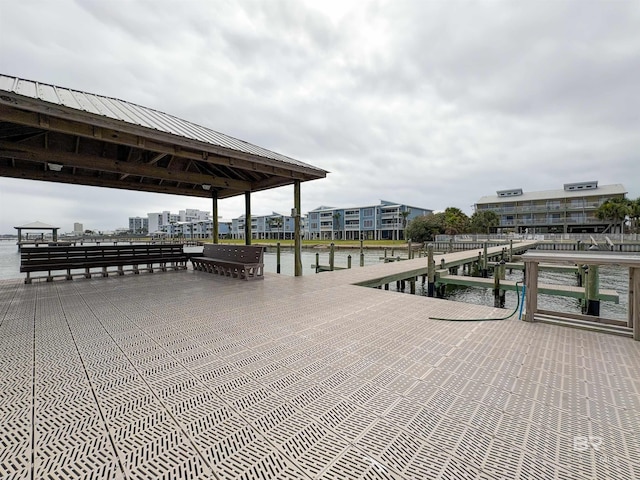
<box><xmin>306</xmin><ymin>200</ymin><xmax>433</xmax><ymax>241</ymax></box>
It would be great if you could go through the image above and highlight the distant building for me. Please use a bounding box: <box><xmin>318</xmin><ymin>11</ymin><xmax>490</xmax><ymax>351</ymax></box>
<box><xmin>232</xmin><ymin>212</ymin><xmax>302</xmax><ymax>240</ymax></box>
<box><xmin>306</xmin><ymin>200</ymin><xmax>433</xmax><ymax>241</ymax></box>
<box><xmin>147</xmin><ymin>209</ymin><xmax>210</xmax><ymax>235</ymax></box>
<box><xmin>475</xmin><ymin>181</ymin><xmax>627</xmax><ymax>234</ymax></box>
<box><xmin>73</xmin><ymin>222</ymin><xmax>83</xmax><ymax>235</ymax></box>
<box><xmin>128</xmin><ymin>217</ymin><xmax>149</xmax><ymax>234</ymax></box>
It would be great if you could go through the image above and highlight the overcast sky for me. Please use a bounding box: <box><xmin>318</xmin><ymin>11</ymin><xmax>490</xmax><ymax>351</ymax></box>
<box><xmin>1</xmin><ymin>0</ymin><xmax>639</xmax><ymax>234</ymax></box>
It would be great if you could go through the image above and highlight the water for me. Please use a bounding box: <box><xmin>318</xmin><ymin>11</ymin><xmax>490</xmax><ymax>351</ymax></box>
<box><xmin>0</xmin><ymin>241</ymin><xmax>630</xmax><ymax>321</ymax></box>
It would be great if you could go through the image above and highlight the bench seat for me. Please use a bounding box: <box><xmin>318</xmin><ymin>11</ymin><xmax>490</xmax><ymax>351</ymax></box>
<box><xmin>191</xmin><ymin>244</ymin><xmax>265</xmax><ymax>280</ymax></box>
<box><xmin>20</xmin><ymin>244</ymin><xmax>188</xmax><ymax>283</ymax></box>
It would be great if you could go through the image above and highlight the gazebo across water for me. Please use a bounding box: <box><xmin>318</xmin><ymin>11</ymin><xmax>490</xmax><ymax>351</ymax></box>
<box><xmin>14</xmin><ymin>220</ymin><xmax>60</xmax><ymax>246</ymax></box>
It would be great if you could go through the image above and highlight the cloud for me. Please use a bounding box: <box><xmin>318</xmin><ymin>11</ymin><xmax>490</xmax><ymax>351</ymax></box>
<box><xmin>1</xmin><ymin>0</ymin><xmax>639</xmax><ymax>234</ymax></box>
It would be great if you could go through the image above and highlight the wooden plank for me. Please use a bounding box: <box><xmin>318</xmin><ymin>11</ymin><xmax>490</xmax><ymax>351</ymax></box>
<box><xmin>435</xmin><ymin>274</ymin><xmax>619</xmax><ymax>303</ymax></box>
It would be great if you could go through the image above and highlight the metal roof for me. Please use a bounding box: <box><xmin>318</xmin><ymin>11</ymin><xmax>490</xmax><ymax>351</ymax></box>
<box><xmin>0</xmin><ymin>74</ymin><xmax>327</xmax><ymax>200</ymax></box>
<box><xmin>0</xmin><ymin>74</ymin><xmax>319</xmax><ymax>171</ymax></box>
<box><xmin>14</xmin><ymin>221</ymin><xmax>59</xmax><ymax>229</ymax></box>
<box><xmin>476</xmin><ymin>184</ymin><xmax>627</xmax><ymax>205</ymax></box>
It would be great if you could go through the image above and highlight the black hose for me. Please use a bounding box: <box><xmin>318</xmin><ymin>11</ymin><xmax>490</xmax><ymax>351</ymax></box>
<box><xmin>428</xmin><ymin>281</ymin><xmax>523</xmax><ymax>322</ymax></box>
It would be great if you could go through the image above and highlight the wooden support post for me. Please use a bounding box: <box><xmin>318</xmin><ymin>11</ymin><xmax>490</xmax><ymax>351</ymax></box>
<box><xmin>329</xmin><ymin>243</ymin><xmax>335</xmax><ymax>271</ymax></box>
<box><xmin>276</xmin><ymin>242</ymin><xmax>281</xmax><ymax>274</ymax></box>
<box><xmin>244</xmin><ymin>191</ymin><xmax>252</xmax><ymax>245</ymax></box>
<box><xmin>347</xmin><ymin>255</ymin><xmax>352</xmax><ymax>269</ymax></box>
<box><xmin>384</xmin><ymin>283</ymin><xmax>389</xmax><ymax>290</ymax></box>
<box><xmin>629</xmin><ymin>268</ymin><xmax>634</xmax><ymax>330</ymax></box>
<box><xmin>212</xmin><ymin>189</ymin><xmax>219</xmax><ymax>244</ymax></box>
<box><xmin>523</xmin><ymin>261</ymin><xmax>538</xmax><ymax>322</ymax></box>
<box><xmin>585</xmin><ymin>265</ymin><xmax>600</xmax><ymax>316</ymax></box>
<box><xmin>427</xmin><ymin>244</ymin><xmax>435</xmax><ymax>297</ymax></box>
<box><xmin>632</xmin><ymin>267</ymin><xmax>639</xmax><ymax>341</ymax></box>
<box><xmin>360</xmin><ymin>240</ymin><xmax>365</xmax><ymax>267</ymax></box>
<box><xmin>493</xmin><ymin>262</ymin><xmax>501</xmax><ymax>308</ymax></box>
<box><xmin>315</xmin><ymin>252</ymin><xmax>319</xmax><ymax>274</ymax></box>
<box><xmin>509</xmin><ymin>239</ymin><xmax>513</xmax><ymax>261</ymax></box>
<box><xmin>410</xmin><ymin>278</ymin><xmax>416</xmax><ymax>294</ymax></box>
<box><xmin>483</xmin><ymin>242</ymin><xmax>488</xmax><ymax>277</ymax></box>
<box><xmin>294</xmin><ymin>180</ymin><xmax>302</xmax><ymax>276</ymax></box>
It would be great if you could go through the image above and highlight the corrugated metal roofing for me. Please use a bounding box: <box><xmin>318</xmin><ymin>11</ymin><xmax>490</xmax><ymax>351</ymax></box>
<box><xmin>0</xmin><ymin>74</ymin><xmax>324</xmax><ymax>173</ymax></box>
<box><xmin>476</xmin><ymin>183</ymin><xmax>627</xmax><ymax>204</ymax></box>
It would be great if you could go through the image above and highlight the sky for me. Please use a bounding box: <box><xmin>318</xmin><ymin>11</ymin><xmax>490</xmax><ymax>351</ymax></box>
<box><xmin>1</xmin><ymin>0</ymin><xmax>639</xmax><ymax>234</ymax></box>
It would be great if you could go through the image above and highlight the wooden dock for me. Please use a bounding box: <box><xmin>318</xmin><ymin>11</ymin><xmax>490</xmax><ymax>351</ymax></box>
<box><xmin>435</xmin><ymin>274</ymin><xmax>619</xmax><ymax>303</ymax></box>
<box><xmin>1</xmin><ymin>243</ymin><xmax>638</xmax><ymax>479</ymax></box>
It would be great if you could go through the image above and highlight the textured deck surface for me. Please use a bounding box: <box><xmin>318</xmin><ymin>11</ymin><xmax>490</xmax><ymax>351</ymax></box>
<box><xmin>1</xmin><ymin>253</ymin><xmax>639</xmax><ymax>479</ymax></box>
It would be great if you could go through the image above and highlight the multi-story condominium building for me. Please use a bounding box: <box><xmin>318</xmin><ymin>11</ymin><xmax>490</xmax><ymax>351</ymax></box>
<box><xmin>128</xmin><ymin>217</ymin><xmax>149</xmax><ymax>234</ymax></box>
<box><xmin>306</xmin><ymin>200</ymin><xmax>433</xmax><ymax>241</ymax></box>
<box><xmin>73</xmin><ymin>223</ymin><xmax>83</xmax><ymax>235</ymax></box>
<box><xmin>148</xmin><ymin>211</ymin><xmax>181</xmax><ymax>234</ymax></box>
<box><xmin>160</xmin><ymin>219</ymin><xmax>231</xmax><ymax>239</ymax></box>
<box><xmin>232</xmin><ymin>212</ymin><xmax>304</xmax><ymax>240</ymax></box>
<box><xmin>475</xmin><ymin>181</ymin><xmax>627</xmax><ymax>234</ymax></box>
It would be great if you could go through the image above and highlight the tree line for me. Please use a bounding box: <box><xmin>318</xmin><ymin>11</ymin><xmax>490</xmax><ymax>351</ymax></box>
<box><xmin>405</xmin><ymin>197</ymin><xmax>640</xmax><ymax>243</ymax></box>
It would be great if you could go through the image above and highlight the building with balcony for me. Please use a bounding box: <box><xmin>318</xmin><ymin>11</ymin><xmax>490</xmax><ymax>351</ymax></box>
<box><xmin>128</xmin><ymin>217</ymin><xmax>149</xmax><ymax>234</ymax></box>
<box><xmin>306</xmin><ymin>200</ymin><xmax>433</xmax><ymax>241</ymax></box>
<box><xmin>232</xmin><ymin>212</ymin><xmax>304</xmax><ymax>240</ymax></box>
<box><xmin>475</xmin><ymin>181</ymin><xmax>627</xmax><ymax>234</ymax></box>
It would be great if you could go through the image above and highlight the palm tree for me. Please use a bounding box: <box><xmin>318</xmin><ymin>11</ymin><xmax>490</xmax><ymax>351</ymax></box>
<box><xmin>269</xmin><ymin>216</ymin><xmax>284</xmax><ymax>239</ymax></box>
<box><xmin>596</xmin><ymin>198</ymin><xmax>630</xmax><ymax>237</ymax></box>
<box><xmin>332</xmin><ymin>212</ymin><xmax>341</xmax><ymax>240</ymax></box>
<box><xmin>401</xmin><ymin>210</ymin><xmax>411</xmax><ymax>241</ymax></box>
<box><xmin>628</xmin><ymin>198</ymin><xmax>640</xmax><ymax>233</ymax></box>
<box><xmin>470</xmin><ymin>210</ymin><xmax>500</xmax><ymax>234</ymax></box>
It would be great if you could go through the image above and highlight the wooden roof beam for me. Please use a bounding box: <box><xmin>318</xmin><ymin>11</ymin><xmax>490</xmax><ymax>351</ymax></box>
<box><xmin>0</xmin><ymin>139</ymin><xmax>252</xmax><ymax>191</ymax></box>
<box><xmin>0</xmin><ymin>103</ymin><xmax>325</xmax><ymax>179</ymax></box>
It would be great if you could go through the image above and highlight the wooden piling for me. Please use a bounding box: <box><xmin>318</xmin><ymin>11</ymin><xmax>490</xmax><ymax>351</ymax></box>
<box><xmin>315</xmin><ymin>252</ymin><xmax>320</xmax><ymax>274</ymax></box>
<box><xmin>276</xmin><ymin>242</ymin><xmax>281</xmax><ymax>274</ymax></box>
<box><xmin>584</xmin><ymin>265</ymin><xmax>600</xmax><ymax>316</ymax></box>
<box><xmin>347</xmin><ymin>255</ymin><xmax>352</xmax><ymax>269</ymax></box>
<box><xmin>427</xmin><ymin>244</ymin><xmax>435</xmax><ymax>297</ymax></box>
<box><xmin>329</xmin><ymin>243</ymin><xmax>335</xmax><ymax>271</ymax></box>
<box><xmin>483</xmin><ymin>242</ymin><xmax>488</xmax><ymax>278</ymax></box>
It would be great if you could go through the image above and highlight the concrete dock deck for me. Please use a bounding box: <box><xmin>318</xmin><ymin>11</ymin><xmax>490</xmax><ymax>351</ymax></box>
<box><xmin>1</xmin><ymin>250</ymin><xmax>639</xmax><ymax>479</ymax></box>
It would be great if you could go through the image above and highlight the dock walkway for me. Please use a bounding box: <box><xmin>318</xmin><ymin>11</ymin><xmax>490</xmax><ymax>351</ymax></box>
<box><xmin>1</xmin><ymin>240</ymin><xmax>638</xmax><ymax>479</ymax></box>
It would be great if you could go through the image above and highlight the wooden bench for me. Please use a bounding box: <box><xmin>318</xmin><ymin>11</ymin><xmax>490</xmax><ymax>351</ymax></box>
<box><xmin>191</xmin><ymin>244</ymin><xmax>265</xmax><ymax>280</ymax></box>
<box><xmin>20</xmin><ymin>244</ymin><xmax>188</xmax><ymax>284</ymax></box>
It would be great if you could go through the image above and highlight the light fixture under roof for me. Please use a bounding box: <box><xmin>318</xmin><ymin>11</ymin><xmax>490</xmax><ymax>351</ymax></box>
<box><xmin>202</xmin><ymin>184</ymin><xmax>211</xmax><ymax>191</ymax></box>
<box><xmin>47</xmin><ymin>163</ymin><xmax>63</xmax><ymax>172</ymax></box>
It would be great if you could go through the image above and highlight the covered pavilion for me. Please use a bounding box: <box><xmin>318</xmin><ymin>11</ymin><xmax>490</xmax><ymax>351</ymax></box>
<box><xmin>13</xmin><ymin>220</ymin><xmax>60</xmax><ymax>244</ymax></box>
<box><xmin>0</xmin><ymin>74</ymin><xmax>328</xmax><ymax>274</ymax></box>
